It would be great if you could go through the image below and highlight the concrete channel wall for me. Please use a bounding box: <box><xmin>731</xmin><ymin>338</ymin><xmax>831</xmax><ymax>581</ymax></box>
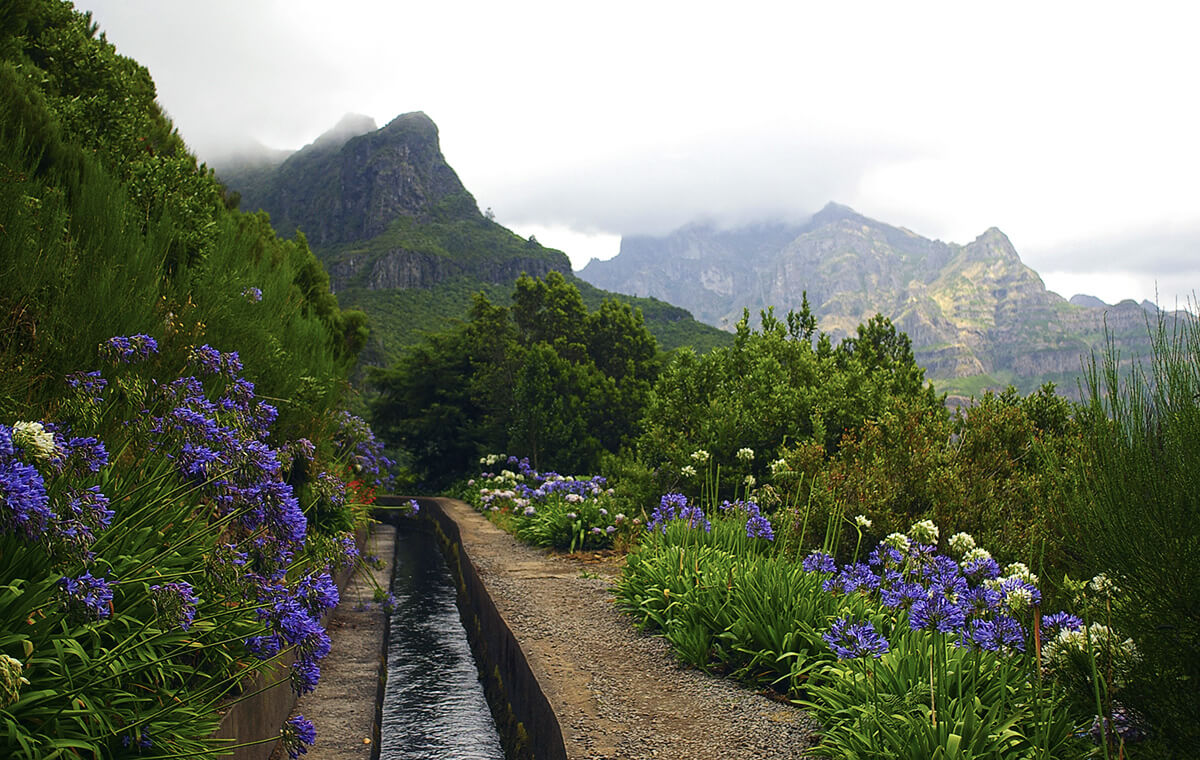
<box><xmin>376</xmin><ymin>495</ymin><xmax>568</xmax><ymax>760</ymax></box>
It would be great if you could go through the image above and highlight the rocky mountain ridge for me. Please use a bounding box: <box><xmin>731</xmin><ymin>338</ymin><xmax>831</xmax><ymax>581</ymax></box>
<box><xmin>581</xmin><ymin>204</ymin><xmax>1176</xmax><ymax>396</ymax></box>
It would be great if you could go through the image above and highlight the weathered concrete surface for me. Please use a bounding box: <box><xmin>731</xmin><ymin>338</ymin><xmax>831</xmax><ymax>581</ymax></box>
<box><xmin>269</xmin><ymin>524</ymin><xmax>394</xmax><ymax>760</ymax></box>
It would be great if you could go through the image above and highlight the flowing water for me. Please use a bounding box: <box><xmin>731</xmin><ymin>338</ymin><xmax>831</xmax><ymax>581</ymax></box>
<box><xmin>378</xmin><ymin>520</ymin><xmax>505</xmax><ymax>759</ymax></box>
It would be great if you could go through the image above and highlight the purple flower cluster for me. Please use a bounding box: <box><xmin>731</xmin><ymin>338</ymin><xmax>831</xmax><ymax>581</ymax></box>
<box><xmin>0</xmin><ymin>457</ymin><xmax>51</xmax><ymax>539</ymax></box>
<box><xmin>100</xmin><ymin>334</ymin><xmax>158</xmax><ymax>364</ymax></box>
<box><xmin>59</xmin><ymin>571</ymin><xmax>114</xmax><ymax>621</ymax></box>
<box><xmin>50</xmin><ymin>433</ymin><xmax>108</xmax><ymax>476</ymax></box>
<box><xmin>66</xmin><ymin>370</ymin><xmax>107</xmax><ymax>403</ymax></box>
<box><xmin>1083</xmin><ymin>704</ymin><xmax>1148</xmax><ymax>744</ymax></box>
<box><xmin>647</xmin><ymin>492</ymin><xmax>687</xmax><ymax>533</ymax></box>
<box><xmin>679</xmin><ymin>503</ymin><xmax>712</xmax><ymax>532</ymax></box>
<box><xmin>281</xmin><ymin>714</ymin><xmax>316</xmax><ymax>758</ymax></box>
<box><xmin>187</xmin><ymin>344</ymin><xmax>243</xmax><ymax>377</ymax></box>
<box><xmin>824</xmin><ymin>617</ymin><xmax>890</xmax><ymax>660</ymax></box>
<box><xmin>517</xmin><ymin>473</ymin><xmax>607</xmax><ymax>502</ymax></box>
<box><xmin>246</xmin><ymin>572</ymin><xmax>338</xmax><ymax>695</ymax></box>
<box><xmin>803</xmin><ymin>550</ymin><xmax>837</xmax><ymax>574</ymax></box>
<box><xmin>146</xmin><ymin>368</ymin><xmax>311</xmax><ymax>569</ymax></box>
<box><xmin>802</xmin><ymin>535</ymin><xmax>1074</xmax><ymax>656</ymax></box>
<box><xmin>335</xmin><ymin>412</ymin><xmax>394</xmax><ymax>489</ymax></box>
<box><xmin>242</xmin><ymin>287</ymin><xmax>263</xmax><ymax>303</ymax></box>
<box><xmin>150</xmin><ymin>581</ymin><xmax>200</xmax><ymax>631</ymax></box>
<box><xmin>741</xmin><ymin>501</ymin><xmax>775</xmax><ymax>541</ymax></box>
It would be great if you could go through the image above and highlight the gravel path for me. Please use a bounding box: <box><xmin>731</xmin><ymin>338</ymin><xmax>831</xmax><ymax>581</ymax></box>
<box><xmin>432</xmin><ymin>497</ymin><xmax>820</xmax><ymax>760</ymax></box>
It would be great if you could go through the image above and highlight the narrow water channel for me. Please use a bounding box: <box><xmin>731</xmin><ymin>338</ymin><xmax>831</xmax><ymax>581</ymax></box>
<box><xmin>379</xmin><ymin>519</ymin><xmax>505</xmax><ymax>759</ymax></box>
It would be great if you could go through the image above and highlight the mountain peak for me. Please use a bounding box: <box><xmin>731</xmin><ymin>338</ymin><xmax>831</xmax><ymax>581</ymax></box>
<box><xmin>1069</xmin><ymin>294</ymin><xmax>1109</xmax><ymax>308</ymax></box>
<box><xmin>383</xmin><ymin>111</ymin><xmax>437</xmax><ymax>132</ymax></box>
<box><xmin>811</xmin><ymin>201</ymin><xmax>864</xmax><ymax>226</ymax></box>
<box><xmin>228</xmin><ymin>111</ymin><xmax>469</xmax><ymax>247</ymax></box>
<box><xmin>311</xmin><ymin>113</ymin><xmax>377</xmax><ymax>151</ymax></box>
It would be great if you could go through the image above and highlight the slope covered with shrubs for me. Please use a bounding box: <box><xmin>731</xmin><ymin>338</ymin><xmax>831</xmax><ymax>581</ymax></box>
<box><xmin>0</xmin><ymin>2</ymin><xmax>391</xmax><ymax>757</ymax></box>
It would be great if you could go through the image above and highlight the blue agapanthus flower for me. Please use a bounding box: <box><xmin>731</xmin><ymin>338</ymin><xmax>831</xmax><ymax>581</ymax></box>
<box><xmin>823</xmin><ymin>563</ymin><xmax>881</xmax><ymax>595</ymax></box>
<box><xmin>101</xmin><ymin>334</ymin><xmax>158</xmax><ymax>364</ymax></box>
<box><xmin>150</xmin><ymin>581</ymin><xmax>199</xmax><ymax>631</ymax></box>
<box><xmin>823</xmin><ymin>617</ymin><xmax>890</xmax><ymax>660</ymax></box>
<box><xmin>296</xmin><ymin>572</ymin><xmax>339</xmax><ymax>617</ymax></box>
<box><xmin>679</xmin><ymin>503</ymin><xmax>711</xmax><ymax>532</ymax></box>
<box><xmin>802</xmin><ymin>550</ymin><xmax>837</xmax><ymax>574</ymax></box>
<box><xmin>648</xmin><ymin>492</ymin><xmax>687</xmax><ymax>533</ymax></box>
<box><xmin>910</xmin><ymin>592</ymin><xmax>966</xmax><ymax>634</ymax></box>
<box><xmin>290</xmin><ymin>658</ymin><xmax>321</xmax><ymax>695</ymax></box>
<box><xmin>0</xmin><ymin>460</ymin><xmax>52</xmax><ymax>538</ymax></box>
<box><xmin>60</xmin><ymin>571</ymin><xmax>114</xmax><ymax>621</ymax></box>
<box><xmin>1042</xmin><ymin>611</ymin><xmax>1084</xmax><ymax>634</ymax></box>
<box><xmin>281</xmin><ymin>714</ymin><xmax>317</xmax><ymax>758</ymax></box>
<box><xmin>745</xmin><ymin>513</ymin><xmax>775</xmax><ymax>540</ymax></box>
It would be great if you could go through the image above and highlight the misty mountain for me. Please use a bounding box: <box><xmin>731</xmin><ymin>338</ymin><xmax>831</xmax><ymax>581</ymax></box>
<box><xmin>580</xmin><ymin>203</ymin><xmax>1178</xmax><ymax>397</ymax></box>
<box><xmin>217</xmin><ymin>113</ymin><xmax>729</xmax><ymax>365</ymax></box>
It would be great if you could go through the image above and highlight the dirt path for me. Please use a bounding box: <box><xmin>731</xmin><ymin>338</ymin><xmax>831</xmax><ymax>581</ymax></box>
<box><xmin>432</xmin><ymin>497</ymin><xmax>819</xmax><ymax>760</ymax></box>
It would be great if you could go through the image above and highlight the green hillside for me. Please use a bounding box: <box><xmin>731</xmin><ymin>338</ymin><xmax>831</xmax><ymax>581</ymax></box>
<box><xmin>220</xmin><ymin>113</ymin><xmax>731</xmax><ymax>365</ymax></box>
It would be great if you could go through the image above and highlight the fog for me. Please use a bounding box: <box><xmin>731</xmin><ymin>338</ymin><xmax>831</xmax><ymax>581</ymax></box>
<box><xmin>77</xmin><ymin>0</ymin><xmax>1200</xmax><ymax>304</ymax></box>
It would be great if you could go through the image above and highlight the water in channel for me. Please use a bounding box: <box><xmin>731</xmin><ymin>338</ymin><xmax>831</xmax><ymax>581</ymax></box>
<box><xmin>379</xmin><ymin>519</ymin><xmax>505</xmax><ymax>759</ymax></box>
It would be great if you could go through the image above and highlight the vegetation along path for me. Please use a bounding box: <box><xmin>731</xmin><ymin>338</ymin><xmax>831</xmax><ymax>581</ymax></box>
<box><xmin>428</xmin><ymin>496</ymin><xmax>819</xmax><ymax>760</ymax></box>
<box><xmin>271</xmin><ymin>525</ymin><xmax>395</xmax><ymax>760</ymax></box>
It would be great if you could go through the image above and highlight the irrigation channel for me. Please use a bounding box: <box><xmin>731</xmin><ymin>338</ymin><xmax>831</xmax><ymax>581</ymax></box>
<box><xmin>378</xmin><ymin>517</ymin><xmax>506</xmax><ymax>759</ymax></box>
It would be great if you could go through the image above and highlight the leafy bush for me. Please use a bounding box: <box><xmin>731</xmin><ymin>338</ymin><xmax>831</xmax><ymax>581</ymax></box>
<box><xmin>618</xmin><ymin>506</ymin><xmax>1095</xmax><ymax>758</ymax></box>
<box><xmin>464</xmin><ymin>454</ymin><xmax>631</xmax><ymax>551</ymax></box>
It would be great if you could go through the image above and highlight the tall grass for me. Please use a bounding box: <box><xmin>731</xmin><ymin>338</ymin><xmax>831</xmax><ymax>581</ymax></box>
<box><xmin>1070</xmin><ymin>308</ymin><xmax>1200</xmax><ymax>754</ymax></box>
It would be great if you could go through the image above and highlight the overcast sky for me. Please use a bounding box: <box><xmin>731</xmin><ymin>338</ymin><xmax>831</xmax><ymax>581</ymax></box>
<box><xmin>77</xmin><ymin>0</ymin><xmax>1200</xmax><ymax>308</ymax></box>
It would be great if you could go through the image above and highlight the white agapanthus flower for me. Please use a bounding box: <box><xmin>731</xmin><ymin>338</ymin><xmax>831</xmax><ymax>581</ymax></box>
<box><xmin>962</xmin><ymin>547</ymin><xmax>993</xmax><ymax>565</ymax></box>
<box><xmin>1089</xmin><ymin>573</ymin><xmax>1118</xmax><ymax>595</ymax></box>
<box><xmin>681</xmin><ymin>464</ymin><xmax>697</xmax><ymax>478</ymax></box>
<box><xmin>948</xmin><ymin>532</ymin><xmax>976</xmax><ymax>556</ymax></box>
<box><xmin>769</xmin><ymin>458</ymin><xmax>789</xmax><ymax>475</ymax></box>
<box><xmin>736</xmin><ymin>447</ymin><xmax>755</xmax><ymax>462</ymax></box>
<box><xmin>1004</xmin><ymin>562</ymin><xmax>1039</xmax><ymax>586</ymax></box>
<box><xmin>854</xmin><ymin>514</ymin><xmax>872</xmax><ymax>529</ymax></box>
<box><xmin>1044</xmin><ymin>623</ymin><xmax>1139</xmax><ymax>680</ymax></box>
<box><xmin>908</xmin><ymin>519</ymin><xmax>939</xmax><ymax>545</ymax></box>
<box><xmin>883</xmin><ymin>532</ymin><xmax>912</xmax><ymax>553</ymax></box>
<box><xmin>12</xmin><ymin>421</ymin><xmax>56</xmax><ymax>461</ymax></box>
<box><xmin>1005</xmin><ymin>585</ymin><xmax>1034</xmax><ymax>612</ymax></box>
<box><xmin>690</xmin><ymin>449</ymin><xmax>710</xmax><ymax>464</ymax></box>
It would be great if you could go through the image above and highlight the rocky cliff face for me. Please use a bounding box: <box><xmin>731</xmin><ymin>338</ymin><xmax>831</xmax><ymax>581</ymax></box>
<box><xmin>227</xmin><ymin>112</ymin><xmax>472</xmax><ymax>249</ymax></box>
<box><xmin>326</xmin><ymin>248</ymin><xmax>564</xmax><ymax>292</ymax></box>
<box><xmin>581</xmin><ymin>203</ymin><xmax>1175</xmax><ymax>394</ymax></box>
<box><xmin>218</xmin><ymin>113</ymin><xmax>728</xmax><ymax>362</ymax></box>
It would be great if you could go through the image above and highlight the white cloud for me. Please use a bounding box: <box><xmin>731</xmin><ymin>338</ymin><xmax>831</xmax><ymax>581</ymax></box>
<box><xmin>77</xmin><ymin>0</ymin><xmax>1200</xmax><ymax>306</ymax></box>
